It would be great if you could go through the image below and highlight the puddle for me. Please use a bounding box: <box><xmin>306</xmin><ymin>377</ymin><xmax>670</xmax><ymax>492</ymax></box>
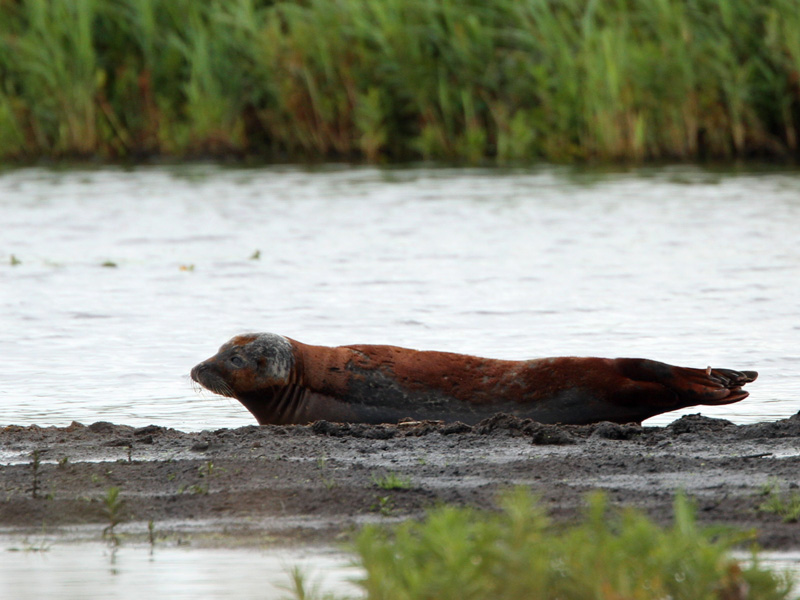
<box><xmin>0</xmin><ymin>541</ymin><xmax>363</xmax><ymax>600</ymax></box>
<box><xmin>2</xmin><ymin>540</ymin><xmax>797</xmax><ymax>600</ymax></box>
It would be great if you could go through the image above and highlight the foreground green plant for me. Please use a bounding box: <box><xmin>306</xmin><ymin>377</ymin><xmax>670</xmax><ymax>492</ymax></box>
<box><xmin>292</xmin><ymin>490</ymin><xmax>793</xmax><ymax>600</ymax></box>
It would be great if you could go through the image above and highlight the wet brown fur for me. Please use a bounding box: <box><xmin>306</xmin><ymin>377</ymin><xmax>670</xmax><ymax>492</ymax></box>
<box><xmin>192</xmin><ymin>335</ymin><xmax>757</xmax><ymax>426</ymax></box>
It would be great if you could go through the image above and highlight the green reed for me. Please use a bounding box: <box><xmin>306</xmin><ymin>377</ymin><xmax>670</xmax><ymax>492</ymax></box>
<box><xmin>1</xmin><ymin>0</ymin><xmax>799</xmax><ymax>162</ymax></box>
<box><xmin>0</xmin><ymin>0</ymin><xmax>99</xmax><ymax>156</ymax></box>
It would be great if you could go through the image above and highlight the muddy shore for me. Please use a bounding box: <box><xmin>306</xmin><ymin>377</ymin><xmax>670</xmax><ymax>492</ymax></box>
<box><xmin>1</xmin><ymin>413</ymin><xmax>799</xmax><ymax>550</ymax></box>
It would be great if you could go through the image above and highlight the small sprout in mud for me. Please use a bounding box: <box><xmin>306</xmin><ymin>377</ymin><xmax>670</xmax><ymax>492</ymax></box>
<box><xmin>102</xmin><ymin>487</ymin><xmax>126</xmax><ymax>547</ymax></box>
<box><xmin>759</xmin><ymin>477</ymin><xmax>780</xmax><ymax>496</ymax></box>
<box><xmin>190</xmin><ymin>461</ymin><xmax>217</xmax><ymax>495</ymax></box>
<box><xmin>167</xmin><ymin>472</ymin><xmax>176</xmax><ymax>482</ymax></box>
<box><xmin>9</xmin><ymin>525</ymin><xmax>51</xmax><ymax>553</ymax></box>
<box><xmin>316</xmin><ymin>454</ymin><xmax>336</xmax><ymax>488</ymax></box>
<box><xmin>370</xmin><ymin>495</ymin><xmax>395</xmax><ymax>516</ymax></box>
<box><xmin>10</xmin><ymin>254</ymin><xmax>21</xmax><ymax>266</ymax></box>
<box><xmin>284</xmin><ymin>566</ymin><xmax>309</xmax><ymax>599</ymax></box>
<box><xmin>371</xmin><ymin>472</ymin><xmax>412</xmax><ymax>490</ymax></box>
<box><xmin>58</xmin><ymin>456</ymin><xmax>70</xmax><ymax>468</ymax></box>
<box><xmin>148</xmin><ymin>520</ymin><xmax>156</xmax><ymax>554</ymax></box>
<box><xmin>200</xmin><ymin>460</ymin><xmax>215</xmax><ymax>477</ymax></box>
<box><xmin>101</xmin><ymin>260</ymin><xmax>118</xmax><ymax>268</ymax></box>
<box><xmin>416</xmin><ymin>456</ymin><xmax>427</xmax><ymax>466</ymax></box>
<box><xmin>249</xmin><ymin>249</ymin><xmax>261</xmax><ymax>260</ymax></box>
<box><xmin>757</xmin><ymin>479</ymin><xmax>800</xmax><ymax>523</ymax></box>
<box><xmin>282</xmin><ymin>566</ymin><xmax>332</xmax><ymax>600</ymax></box>
<box><xmin>30</xmin><ymin>449</ymin><xmax>41</xmax><ymax>499</ymax></box>
<box><xmin>91</xmin><ymin>474</ymin><xmax>101</xmax><ymax>484</ymax></box>
<box><xmin>8</xmin><ymin>539</ymin><xmax>51</xmax><ymax>553</ymax></box>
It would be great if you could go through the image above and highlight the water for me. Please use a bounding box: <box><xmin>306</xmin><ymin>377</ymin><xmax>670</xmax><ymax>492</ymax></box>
<box><xmin>1</xmin><ymin>542</ymin><xmax>797</xmax><ymax>600</ymax></box>
<box><xmin>0</xmin><ymin>542</ymin><xmax>362</xmax><ymax>600</ymax></box>
<box><xmin>1</xmin><ymin>164</ymin><xmax>799</xmax><ymax>429</ymax></box>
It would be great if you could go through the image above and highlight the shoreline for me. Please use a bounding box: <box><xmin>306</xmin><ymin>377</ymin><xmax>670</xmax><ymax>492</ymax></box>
<box><xmin>2</xmin><ymin>413</ymin><xmax>799</xmax><ymax>550</ymax></box>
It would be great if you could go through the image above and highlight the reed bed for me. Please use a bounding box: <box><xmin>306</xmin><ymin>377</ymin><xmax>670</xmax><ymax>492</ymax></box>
<box><xmin>0</xmin><ymin>0</ymin><xmax>799</xmax><ymax>163</ymax></box>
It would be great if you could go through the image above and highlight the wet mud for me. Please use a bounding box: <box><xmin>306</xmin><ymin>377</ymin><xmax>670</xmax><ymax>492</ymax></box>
<box><xmin>1</xmin><ymin>413</ymin><xmax>799</xmax><ymax>550</ymax></box>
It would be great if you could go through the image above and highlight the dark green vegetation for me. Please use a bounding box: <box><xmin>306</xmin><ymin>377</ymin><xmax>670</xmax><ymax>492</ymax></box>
<box><xmin>291</xmin><ymin>491</ymin><xmax>795</xmax><ymax>600</ymax></box>
<box><xmin>1</xmin><ymin>0</ymin><xmax>800</xmax><ymax>163</ymax></box>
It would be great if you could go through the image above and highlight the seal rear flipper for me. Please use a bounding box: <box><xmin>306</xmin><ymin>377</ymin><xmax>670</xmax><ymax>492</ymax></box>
<box><xmin>617</xmin><ymin>358</ymin><xmax>757</xmax><ymax>407</ymax></box>
<box><xmin>669</xmin><ymin>365</ymin><xmax>757</xmax><ymax>405</ymax></box>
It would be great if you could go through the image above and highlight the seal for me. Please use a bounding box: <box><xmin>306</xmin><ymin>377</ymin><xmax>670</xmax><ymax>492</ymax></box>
<box><xmin>190</xmin><ymin>333</ymin><xmax>758</xmax><ymax>426</ymax></box>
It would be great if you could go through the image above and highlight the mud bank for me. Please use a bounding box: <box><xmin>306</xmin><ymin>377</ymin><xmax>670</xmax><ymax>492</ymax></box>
<box><xmin>1</xmin><ymin>413</ymin><xmax>799</xmax><ymax>550</ymax></box>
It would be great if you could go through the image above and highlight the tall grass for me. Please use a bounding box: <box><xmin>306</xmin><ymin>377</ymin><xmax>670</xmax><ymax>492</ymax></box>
<box><xmin>1</xmin><ymin>0</ymin><xmax>799</xmax><ymax>162</ymax></box>
<box><xmin>0</xmin><ymin>0</ymin><xmax>99</xmax><ymax>156</ymax></box>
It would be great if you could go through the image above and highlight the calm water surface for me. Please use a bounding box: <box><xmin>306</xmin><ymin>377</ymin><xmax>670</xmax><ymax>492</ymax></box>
<box><xmin>1</xmin><ymin>165</ymin><xmax>798</xmax><ymax>429</ymax></box>
<box><xmin>0</xmin><ymin>542</ymin><xmax>361</xmax><ymax>600</ymax></box>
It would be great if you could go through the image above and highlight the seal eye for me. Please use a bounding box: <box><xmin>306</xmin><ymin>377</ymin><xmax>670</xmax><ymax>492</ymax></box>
<box><xmin>230</xmin><ymin>356</ymin><xmax>245</xmax><ymax>368</ymax></box>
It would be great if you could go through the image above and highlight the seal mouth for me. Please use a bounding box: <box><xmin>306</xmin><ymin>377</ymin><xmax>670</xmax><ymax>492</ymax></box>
<box><xmin>191</xmin><ymin>364</ymin><xmax>236</xmax><ymax>399</ymax></box>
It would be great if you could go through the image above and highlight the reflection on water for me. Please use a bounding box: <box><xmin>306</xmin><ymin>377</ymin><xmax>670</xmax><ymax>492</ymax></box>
<box><xmin>1</xmin><ymin>165</ymin><xmax>798</xmax><ymax>429</ymax></box>
<box><xmin>0</xmin><ymin>542</ymin><xmax>362</xmax><ymax>600</ymax></box>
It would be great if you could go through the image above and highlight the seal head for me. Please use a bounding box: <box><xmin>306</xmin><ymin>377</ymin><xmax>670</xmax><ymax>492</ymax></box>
<box><xmin>191</xmin><ymin>333</ymin><xmax>295</xmax><ymax>398</ymax></box>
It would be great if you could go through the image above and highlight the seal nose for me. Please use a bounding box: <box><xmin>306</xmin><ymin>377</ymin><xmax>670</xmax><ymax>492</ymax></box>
<box><xmin>190</xmin><ymin>363</ymin><xmax>207</xmax><ymax>383</ymax></box>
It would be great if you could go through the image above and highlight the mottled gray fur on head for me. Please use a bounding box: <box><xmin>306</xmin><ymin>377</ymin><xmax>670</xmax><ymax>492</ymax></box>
<box><xmin>247</xmin><ymin>333</ymin><xmax>295</xmax><ymax>382</ymax></box>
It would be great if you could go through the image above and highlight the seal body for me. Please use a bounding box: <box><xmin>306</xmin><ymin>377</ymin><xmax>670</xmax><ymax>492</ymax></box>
<box><xmin>190</xmin><ymin>333</ymin><xmax>758</xmax><ymax>426</ymax></box>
